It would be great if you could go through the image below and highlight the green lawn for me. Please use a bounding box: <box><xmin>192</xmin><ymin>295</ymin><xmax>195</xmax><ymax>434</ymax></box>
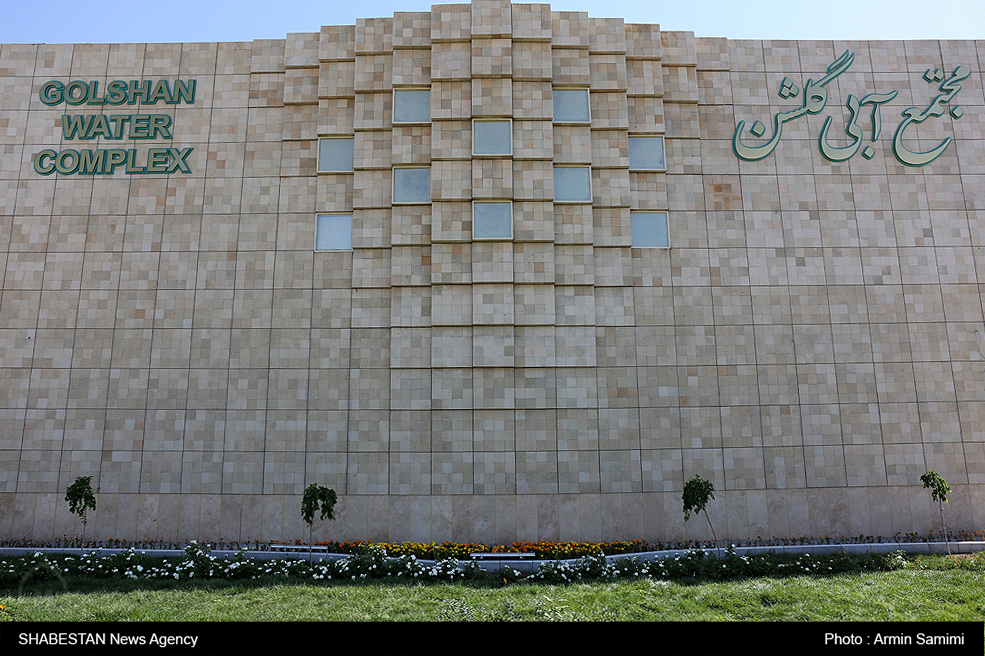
<box><xmin>1</xmin><ymin>557</ymin><xmax>983</xmax><ymax>622</ymax></box>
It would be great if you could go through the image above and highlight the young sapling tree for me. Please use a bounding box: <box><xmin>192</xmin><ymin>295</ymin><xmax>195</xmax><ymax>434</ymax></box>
<box><xmin>300</xmin><ymin>484</ymin><xmax>338</xmax><ymax>562</ymax></box>
<box><xmin>683</xmin><ymin>474</ymin><xmax>719</xmax><ymax>554</ymax></box>
<box><xmin>920</xmin><ymin>469</ymin><xmax>951</xmax><ymax>555</ymax></box>
<box><xmin>65</xmin><ymin>476</ymin><xmax>96</xmax><ymax>555</ymax></box>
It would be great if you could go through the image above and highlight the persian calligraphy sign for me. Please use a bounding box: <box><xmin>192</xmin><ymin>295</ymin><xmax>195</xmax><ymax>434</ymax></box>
<box><xmin>733</xmin><ymin>51</ymin><xmax>969</xmax><ymax>167</ymax></box>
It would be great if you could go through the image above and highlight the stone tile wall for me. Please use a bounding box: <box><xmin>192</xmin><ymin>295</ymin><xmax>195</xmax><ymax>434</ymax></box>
<box><xmin>0</xmin><ymin>0</ymin><xmax>982</xmax><ymax>545</ymax></box>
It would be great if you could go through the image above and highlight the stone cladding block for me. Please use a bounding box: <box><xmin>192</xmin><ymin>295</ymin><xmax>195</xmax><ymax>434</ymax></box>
<box><xmin>663</xmin><ymin>66</ymin><xmax>699</xmax><ymax>103</ymax></box>
<box><xmin>591</xmin><ymin>129</ymin><xmax>630</xmax><ymax>168</ymax></box>
<box><xmin>472</xmin><ymin>159</ymin><xmax>513</xmax><ymax>198</ymax></box>
<box><xmin>392</xmin><ymin>125</ymin><xmax>432</xmax><ymax>164</ymax></box>
<box><xmin>390</xmin><ymin>286</ymin><xmax>432</xmax><ymax>327</ymax></box>
<box><xmin>473</xmin><ymin>367</ymin><xmax>515</xmax><ymax>408</ymax></box>
<box><xmin>316</xmin><ymin>174</ymin><xmax>354</xmax><ymax>210</ymax></box>
<box><xmin>284</xmin><ymin>68</ymin><xmax>320</xmax><ymax>104</ymax></box>
<box><xmin>354</xmin><ymin>130</ymin><xmax>393</xmax><ymax>169</ymax></box>
<box><xmin>593</xmin><ymin>206</ymin><xmax>633</xmax><ymax>246</ymax></box>
<box><xmin>249</xmin><ymin>73</ymin><xmax>285</xmax><ymax>107</ymax></box>
<box><xmin>431</xmin><ymin>119</ymin><xmax>472</xmax><ymax>158</ymax></box>
<box><xmin>695</xmin><ymin>36</ymin><xmax>729</xmax><ymax>71</ymax></box>
<box><xmin>432</xmin><ymin>80</ymin><xmax>472</xmax><ymax>118</ymax></box>
<box><xmin>628</xmin><ymin>96</ymin><xmax>665</xmax><ymax>133</ymax></box>
<box><xmin>552</xmin><ymin>125</ymin><xmax>592</xmax><ymax>163</ymax></box>
<box><xmin>592</xmin><ymin>169</ymin><xmax>631</xmax><ymax>207</ymax></box>
<box><xmin>390</xmin><ymin>452</ymin><xmax>431</xmax><ymax>494</ymax></box>
<box><xmin>553</xmin><ymin>204</ymin><xmax>594</xmax><ymax>244</ymax></box>
<box><xmin>515</xmin><ymin>283</ymin><xmax>556</xmax><ymax>324</ymax></box>
<box><xmin>512</xmin><ymin>3</ymin><xmax>552</xmax><ymax>40</ymax></box>
<box><xmin>319</xmin><ymin>61</ymin><xmax>355</xmax><ymax>98</ymax></box>
<box><xmin>627</xmin><ymin>59</ymin><xmax>663</xmax><ymax>97</ymax></box>
<box><xmin>354</xmin><ymin>91</ymin><xmax>392</xmax><ymax>129</ymax></box>
<box><xmin>662</xmin><ymin>31</ymin><xmax>698</xmax><ymax>66</ymax></box>
<box><xmin>431</xmin><ymin>3</ymin><xmax>471</xmax><ymax>41</ymax></box>
<box><xmin>392</xmin><ymin>48</ymin><xmax>432</xmax><ymax>85</ymax></box>
<box><xmin>353</xmin><ymin>169</ymin><xmax>393</xmax><ymax>208</ymax></box>
<box><xmin>431</xmin><ymin>160</ymin><xmax>472</xmax><ymax>200</ymax></box>
<box><xmin>472</xmin><ymin>38</ymin><xmax>512</xmax><ymax>77</ymax></box>
<box><xmin>318</xmin><ymin>98</ymin><xmax>356</xmax><ymax>135</ymax></box>
<box><xmin>473</xmin><ymin>325</ymin><xmax>515</xmax><ymax>365</ymax></box>
<box><xmin>351</xmin><ymin>209</ymin><xmax>391</xmax><ymax>248</ymax></box>
<box><xmin>551</xmin><ymin>48</ymin><xmax>590</xmax><ymax>85</ymax></box>
<box><xmin>512</xmin><ymin>160</ymin><xmax>554</xmax><ymax>200</ymax></box>
<box><xmin>551</xmin><ymin>11</ymin><xmax>590</xmax><ymax>48</ymax></box>
<box><xmin>554</xmin><ymin>244</ymin><xmax>595</xmax><ymax>285</ymax></box>
<box><xmin>625</xmin><ymin>23</ymin><xmax>662</xmax><ymax>60</ymax></box>
<box><xmin>664</xmin><ymin>103</ymin><xmax>701</xmax><ymax>138</ymax></box>
<box><xmin>589</xmin><ymin>91</ymin><xmax>629</xmax><ymax>128</ymax></box>
<box><xmin>631</xmin><ymin>172</ymin><xmax>669</xmax><ymax>210</ymax></box>
<box><xmin>697</xmin><ymin>70</ymin><xmax>732</xmax><ymax>106</ymax></box>
<box><xmin>389</xmin><ymin>205</ymin><xmax>432</xmax><ymax>246</ymax></box>
<box><xmin>431</xmin><ymin>203</ymin><xmax>473</xmax><ymax>244</ymax></box>
<box><xmin>356</xmin><ymin>17</ymin><xmax>394</xmax><ymax>54</ymax></box>
<box><xmin>762</xmin><ymin>40</ymin><xmax>801</xmax><ymax>73</ymax></box>
<box><xmin>472</xmin><ymin>242</ymin><xmax>514</xmax><ymax>283</ymax></box>
<box><xmin>0</xmin><ymin>44</ymin><xmax>38</xmax><ymax>76</ymax></box>
<box><xmin>320</xmin><ymin>25</ymin><xmax>356</xmax><ymax>61</ymax></box>
<box><xmin>471</xmin><ymin>0</ymin><xmax>512</xmax><ymax>37</ymax></box>
<box><xmin>432</xmin><ymin>41</ymin><xmax>472</xmax><ymax>79</ymax></box>
<box><xmin>473</xmin><ymin>283</ymin><xmax>514</xmax><ymax>324</ymax></box>
<box><xmin>284</xmin><ymin>104</ymin><xmax>319</xmax><ymax>140</ymax></box>
<box><xmin>355</xmin><ymin>54</ymin><xmax>393</xmax><ymax>91</ymax></box>
<box><xmin>393</xmin><ymin>11</ymin><xmax>432</xmax><ymax>47</ymax></box>
<box><xmin>352</xmin><ymin>248</ymin><xmax>392</xmax><ymax>288</ymax></box>
<box><xmin>589</xmin><ymin>18</ymin><xmax>627</xmax><ymax>54</ymax></box>
<box><xmin>594</xmin><ymin>246</ymin><xmax>633</xmax><ymax>286</ymax></box>
<box><xmin>512</xmin><ymin>80</ymin><xmax>553</xmax><ymax>119</ymax></box>
<box><xmin>390</xmin><ymin>246</ymin><xmax>432</xmax><ymax>286</ymax></box>
<box><xmin>589</xmin><ymin>54</ymin><xmax>628</xmax><ymax>91</ymax></box>
<box><xmin>431</xmin><ymin>451</ymin><xmax>473</xmax><ymax>492</ymax></box>
<box><xmin>285</xmin><ymin>32</ymin><xmax>320</xmax><ymax>68</ymax></box>
<box><xmin>144</xmin><ymin>43</ymin><xmax>182</xmax><ymax>75</ymax></box>
<box><xmin>513</xmin><ymin>243</ymin><xmax>555</xmax><ymax>283</ymax></box>
<box><xmin>512</xmin><ymin>41</ymin><xmax>553</xmax><ymax>80</ymax></box>
<box><xmin>472</xmin><ymin>77</ymin><xmax>513</xmax><ymax>116</ymax></box>
<box><xmin>106</xmin><ymin>43</ymin><xmax>146</xmax><ymax>76</ymax></box>
<box><xmin>180</xmin><ymin>42</ymin><xmax>218</xmax><ymax>75</ymax></box>
<box><xmin>431</xmin><ymin>243</ymin><xmax>472</xmax><ymax>282</ymax></box>
<box><xmin>251</xmin><ymin>39</ymin><xmax>286</xmax><ymax>73</ymax></box>
<box><xmin>512</xmin><ymin>200</ymin><xmax>554</xmax><ymax>241</ymax></box>
<box><xmin>513</xmin><ymin>120</ymin><xmax>553</xmax><ymax>159</ymax></box>
<box><xmin>432</xmin><ymin>285</ymin><xmax>473</xmax><ymax>326</ymax></box>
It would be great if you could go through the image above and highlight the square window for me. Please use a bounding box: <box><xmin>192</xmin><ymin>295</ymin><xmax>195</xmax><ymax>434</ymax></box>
<box><xmin>473</xmin><ymin>202</ymin><xmax>512</xmax><ymax>239</ymax></box>
<box><xmin>316</xmin><ymin>214</ymin><xmax>353</xmax><ymax>251</ymax></box>
<box><xmin>631</xmin><ymin>212</ymin><xmax>669</xmax><ymax>248</ymax></box>
<box><xmin>393</xmin><ymin>89</ymin><xmax>430</xmax><ymax>124</ymax></box>
<box><xmin>553</xmin><ymin>88</ymin><xmax>590</xmax><ymax>123</ymax></box>
<box><xmin>629</xmin><ymin>136</ymin><xmax>665</xmax><ymax>171</ymax></box>
<box><xmin>317</xmin><ymin>138</ymin><xmax>354</xmax><ymax>172</ymax></box>
<box><xmin>473</xmin><ymin>119</ymin><xmax>512</xmax><ymax>156</ymax></box>
<box><xmin>393</xmin><ymin>167</ymin><xmax>431</xmax><ymax>203</ymax></box>
<box><xmin>553</xmin><ymin>166</ymin><xmax>592</xmax><ymax>203</ymax></box>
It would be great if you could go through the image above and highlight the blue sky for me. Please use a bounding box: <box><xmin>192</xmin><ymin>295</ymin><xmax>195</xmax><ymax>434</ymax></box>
<box><xmin>1</xmin><ymin>0</ymin><xmax>983</xmax><ymax>44</ymax></box>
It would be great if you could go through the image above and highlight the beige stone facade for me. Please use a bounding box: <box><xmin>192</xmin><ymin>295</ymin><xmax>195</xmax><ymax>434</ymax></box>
<box><xmin>1</xmin><ymin>1</ymin><xmax>983</xmax><ymax>545</ymax></box>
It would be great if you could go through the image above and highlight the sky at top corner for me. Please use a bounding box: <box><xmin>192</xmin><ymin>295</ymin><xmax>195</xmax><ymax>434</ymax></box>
<box><xmin>0</xmin><ymin>0</ymin><xmax>983</xmax><ymax>45</ymax></box>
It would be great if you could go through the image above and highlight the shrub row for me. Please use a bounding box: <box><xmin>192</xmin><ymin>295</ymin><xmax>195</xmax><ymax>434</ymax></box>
<box><xmin>7</xmin><ymin>541</ymin><xmax>971</xmax><ymax>591</ymax></box>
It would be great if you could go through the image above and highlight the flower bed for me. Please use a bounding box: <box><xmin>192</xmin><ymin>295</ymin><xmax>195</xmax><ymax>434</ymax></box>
<box><xmin>4</xmin><ymin>540</ymin><xmax>968</xmax><ymax>591</ymax></box>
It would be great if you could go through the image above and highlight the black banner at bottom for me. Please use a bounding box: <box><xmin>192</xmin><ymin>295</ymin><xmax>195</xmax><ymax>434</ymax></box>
<box><xmin>0</xmin><ymin>622</ymin><xmax>982</xmax><ymax>656</ymax></box>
